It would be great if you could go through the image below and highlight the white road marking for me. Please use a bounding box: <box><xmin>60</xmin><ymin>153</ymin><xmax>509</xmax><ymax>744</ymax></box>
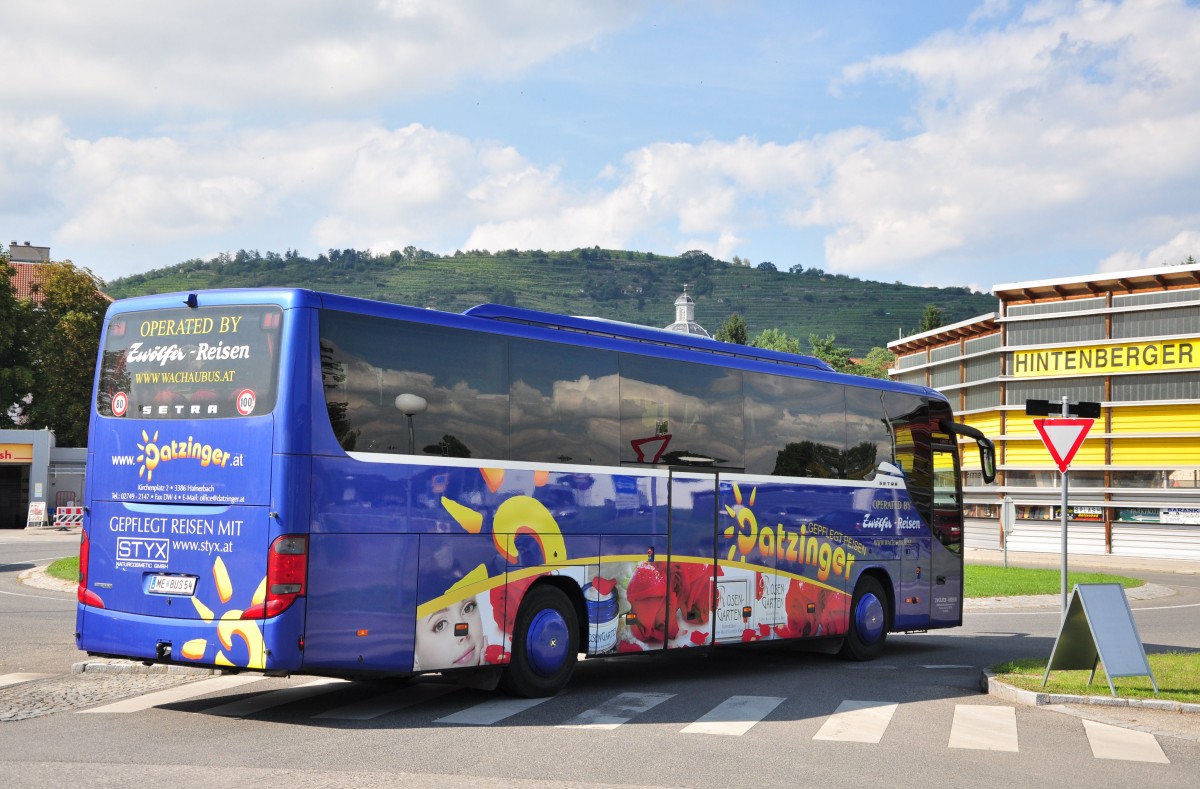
<box><xmin>923</xmin><ymin>664</ymin><xmax>975</xmax><ymax>669</ymax></box>
<box><xmin>434</xmin><ymin>696</ymin><xmax>551</xmax><ymax>725</ymax></box>
<box><xmin>79</xmin><ymin>675</ymin><xmax>266</xmax><ymax>713</ymax></box>
<box><xmin>203</xmin><ymin>677</ymin><xmax>347</xmax><ymax>717</ymax></box>
<box><xmin>680</xmin><ymin>695</ymin><xmax>784</xmax><ymax>736</ymax></box>
<box><xmin>812</xmin><ymin>700</ymin><xmax>899</xmax><ymax>743</ymax></box>
<box><xmin>1082</xmin><ymin>719</ymin><xmax>1170</xmax><ymax>763</ymax></box>
<box><xmin>0</xmin><ymin>673</ymin><xmax>53</xmax><ymax>688</ymax></box>
<box><xmin>948</xmin><ymin>705</ymin><xmax>1018</xmax><ymax>752</ymax></box>
<box><xmin>558</xmin><ymin>692</ymin><xmax>675</xmax><ymax>730</ymax></box>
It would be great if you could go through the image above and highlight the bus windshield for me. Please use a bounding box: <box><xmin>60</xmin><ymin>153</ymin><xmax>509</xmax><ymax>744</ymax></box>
<box><xmin>95</xmin><ymin>304</ymin><xmax>283</xmax><ymax>420</ymax></box>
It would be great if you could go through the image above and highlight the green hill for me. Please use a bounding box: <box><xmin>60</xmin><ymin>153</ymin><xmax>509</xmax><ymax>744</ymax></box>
<box><xmin>103</xmin><ymin>247</ymin><xmax>995</xmax><ymax>355</ymax></box>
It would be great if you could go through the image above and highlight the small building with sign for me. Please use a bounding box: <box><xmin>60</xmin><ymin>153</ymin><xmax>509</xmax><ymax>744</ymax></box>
<box><xmin>888</xmin><ymin>260</ymin><xmax>1200</xmax><ymax>561</ymax></box>
<box><xmin>0</xmin><ymin>429</ymin><xmax>86</xmax><ymax>529</ymax></box>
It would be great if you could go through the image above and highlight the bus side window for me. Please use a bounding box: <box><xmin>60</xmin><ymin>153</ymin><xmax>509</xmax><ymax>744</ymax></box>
<box><xmin>743</xmin><ymin>372</ymin><xmax>844</xmax><ymax>479</ymax></box>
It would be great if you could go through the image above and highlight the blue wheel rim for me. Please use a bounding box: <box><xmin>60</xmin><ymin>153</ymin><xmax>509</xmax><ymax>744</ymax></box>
<box><xmin>854</xmin><ymin>592</ymin><xmax>885</xmax><ymax>644</ymax></box>
<box><xmin>526</xmin><ymin>608</ymin><xmax>569</xmax><ymax>676</ymax></box>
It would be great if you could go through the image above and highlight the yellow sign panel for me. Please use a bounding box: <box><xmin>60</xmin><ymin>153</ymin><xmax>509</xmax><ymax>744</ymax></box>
<box><xmin>1013</xmin><ymin>338</ymin><xmax>1198</xmax><ymax>378</ymax></box>
<box><xmin>0</xmin><ymin>443</ymin><xmax>34</xmax><ymax>463</ymax></box>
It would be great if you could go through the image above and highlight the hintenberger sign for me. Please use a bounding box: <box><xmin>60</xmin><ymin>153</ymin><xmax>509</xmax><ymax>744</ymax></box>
<box><xmin>1012</xmin><ymin>339</ymin><xmax>1198</xmax><ymax>378</ymax></box>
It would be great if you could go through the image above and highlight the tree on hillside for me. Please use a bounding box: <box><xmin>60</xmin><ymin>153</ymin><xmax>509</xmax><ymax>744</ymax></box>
<box><xmin>809</xmin><ymin>333</ymin><xmax>854</xmax><ymax>373</ymax></box>
<box><xmin>752</xmin><ymin>328</ymin><xmax>801</xmax><ymax>354</ymax></box>
<box><xmin>0</xmin><ymin>257</ymin><xmax>34</xmax><ymax>425</ymax></box>
<box><xmin>715</xmin><ymin>313</ymin><xmax>748</xmax><ymax>345</ymax></box>
<box><xmin>18</xmin><ymin>261</ymin><xmax>110</xmax><ymax>445</ymax></box>
<box><xmin>918</xmin><ymin>304</ymin><xmax>945</xmax><ymax>333</ymax></box>
<box><xmin>854</xmin><ymin>347</ymin><xmax>895</xmax><ymax>379</ymax></box>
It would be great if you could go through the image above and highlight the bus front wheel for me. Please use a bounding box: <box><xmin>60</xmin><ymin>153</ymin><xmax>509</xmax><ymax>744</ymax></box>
<box><xmin>839</xmin><ymin>576</ymin><xmax>889</xmax><ymax>661</ymax></box>
<box><xmin>499</xmin><ymin>585</ymin><xmax>578</xmax><ymax>697</ymax></box>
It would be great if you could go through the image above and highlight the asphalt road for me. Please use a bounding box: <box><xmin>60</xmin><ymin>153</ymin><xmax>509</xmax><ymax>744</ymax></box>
<box><xmin>2</xmin><ymin>530</ymin><xmax>1199</xmax><ymax>788</ymax></box>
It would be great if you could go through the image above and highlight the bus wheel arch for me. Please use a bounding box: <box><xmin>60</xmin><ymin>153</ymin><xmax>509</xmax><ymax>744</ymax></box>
<box><xmin>499</xmin><ymin>581</ymin><xmax>580</xmax><ymax>697</ymax></box>
<box><xmin>838</xmin><ymin>572</ymin><xmax>891</xmax><ymax>661</ymax></box>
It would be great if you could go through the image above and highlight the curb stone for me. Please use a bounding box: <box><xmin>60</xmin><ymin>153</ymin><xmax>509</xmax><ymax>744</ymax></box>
<box><xmin>73</xmin><ymin>658</ymin><xmax>223</xmax><ymax>677</ymax></box>
<box><xmin>18</xmin><ymin>566</ymin><xmax>76</xmax><ymax>594</ymax></box>
<box><xmin>982</xmin><ymin>668</ymin><xmax>1200</xmax><ymax>715</ymax></box>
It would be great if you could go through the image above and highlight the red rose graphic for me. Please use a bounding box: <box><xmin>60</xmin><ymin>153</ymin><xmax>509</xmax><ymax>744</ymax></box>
<box><xmin>490</xmin><ymin>575</ymin><xmax>537</xmax><ymax>635</ymax></box>
<box><xmin>815</xmin><ymin>587</ymin><xmax>849</xmax><ymax>636</ymax></box>
<box><xmin>779</xmin><ymin>578</ymin><xmax>821</xmax><ymax>638</ymax></box>
<box><xmin>625</xmin><ymin>562</ymin><xmax>673</xmax><ymax>643</ymax></box>
<box><xmin>671</xmin><ymin>562</ymin><xmax>713</xmax><ymax>627</ymax></box>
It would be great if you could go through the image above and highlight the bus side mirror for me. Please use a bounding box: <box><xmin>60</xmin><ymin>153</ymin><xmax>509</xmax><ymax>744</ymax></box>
<box><xmin>977</xmin><ymin>437</ymin><xmax>996</xmax><ymax>485</ymax></box>
<box><xmin>938</xmin><ymin>419</ymin><xmax>997</xmax><ymax>485</ymax></box>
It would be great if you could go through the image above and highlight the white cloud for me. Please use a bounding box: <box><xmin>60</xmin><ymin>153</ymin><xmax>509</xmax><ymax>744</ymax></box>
<box><xmin>811</xmin><ymin>0</ymin><xmax>1200</xmax><ymax>274</ymax></box>
<box><xmin>0</xmin><ymin>0</ymin><xmax>643</xmax><ymax>115</ymax></box>
<box><xmin>8</xmin><ymin>1</ymin><xmax>1200</xmax><ymax>289</ymax></box>
<box><xmin>1098</xmin><ymin>230</ymin><xmax>1200</xmax><ymax>272</ymax></box>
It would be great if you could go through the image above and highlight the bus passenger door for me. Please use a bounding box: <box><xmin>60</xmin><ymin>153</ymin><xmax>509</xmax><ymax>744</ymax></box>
<box><xmin>666</xmin><ymin>470</ymin><xmax>718</xmax><ymax>650</ymax></box>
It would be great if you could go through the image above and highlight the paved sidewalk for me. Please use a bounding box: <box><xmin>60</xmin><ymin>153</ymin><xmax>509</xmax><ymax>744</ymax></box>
<box><xmin>967</xmin><ymin>546</ymin><xmax>1200</xmax><ymax>576</ymax></box>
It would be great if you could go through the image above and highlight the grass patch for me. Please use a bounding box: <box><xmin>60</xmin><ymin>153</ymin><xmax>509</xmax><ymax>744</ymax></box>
<box><xmin>993</xmin><ymin>653</ymin><xmax>1200</xmax><ymax>704</ymax></box>
<box><xmin>965</xmin><ymin>565</ymin><xmax>1144</xmax><ymax>598</ymax></box>
<box><xmin>46</xmin><ymin>556</ymin><xmax>78</xmax><ymax>583</ymax></box>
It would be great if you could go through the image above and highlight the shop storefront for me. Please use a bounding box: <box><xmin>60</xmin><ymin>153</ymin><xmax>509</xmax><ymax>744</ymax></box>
<box><xmin>889</xmin><ymin>261</ymin><xmax>1200</xmax><ymax>561</ymax></box>
<box><xmin>0</xmin><ymin>429</ymin><xmax>85</xmax><ymax>529</ymax></box>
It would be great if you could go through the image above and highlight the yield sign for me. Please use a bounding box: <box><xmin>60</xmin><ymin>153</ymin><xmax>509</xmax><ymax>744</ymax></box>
<box><xmin>1033</xmin><ymin>418</ymin><xmax>1094</xmax><ymax>473</ymax></box>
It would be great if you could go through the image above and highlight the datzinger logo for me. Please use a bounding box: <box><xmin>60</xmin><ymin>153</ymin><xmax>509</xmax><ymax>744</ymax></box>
<box><xmin>134</xmin><ymin>429</ymin><xmax>235</xmax><ymax>482</ymax></box>
<box><xmin>722</xmin><ymin>484</ymin><xmax>863</xmax><ymax>583</ymax></box>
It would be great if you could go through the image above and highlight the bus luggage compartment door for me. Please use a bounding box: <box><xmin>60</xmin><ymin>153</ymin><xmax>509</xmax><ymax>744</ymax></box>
<box><xmin>895</xmin><ymin>537</ymin><xmax>931</xmax><ymax>630</ymax></box>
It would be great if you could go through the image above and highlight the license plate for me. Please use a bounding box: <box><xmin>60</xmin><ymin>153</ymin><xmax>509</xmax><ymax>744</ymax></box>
<box><xmin>148</xmin><ymin>574</ymin><xmax>197</xmax><ymax>596</ymax></box>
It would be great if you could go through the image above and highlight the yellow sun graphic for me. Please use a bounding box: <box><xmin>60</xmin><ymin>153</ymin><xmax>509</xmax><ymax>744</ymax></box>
<box><xmin>722</xmin><ymin>483</ymin><xmax>758</xmax><ymax>562</ymax></box>
<box><xmin>136</xmin><ymin>429</ymin><xmax>158</xmax><ymax>481</ymax></box>
<box><xmin>179</xmin><ymin>555</ymin><xmax>268</xmax><ymax>669</ymax></box>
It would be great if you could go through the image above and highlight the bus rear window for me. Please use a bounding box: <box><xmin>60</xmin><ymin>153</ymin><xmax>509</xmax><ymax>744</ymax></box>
<box><xmin>95</xmin><ymin>305</ymin><xmax>283</xmax><ymax>420</ymax></box>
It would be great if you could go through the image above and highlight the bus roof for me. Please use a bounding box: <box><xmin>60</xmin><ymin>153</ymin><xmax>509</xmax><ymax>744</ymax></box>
<box><xmin>465</xmin><ymin>303</ymin><xmax>835</xmax><ymax>373</ymax></box>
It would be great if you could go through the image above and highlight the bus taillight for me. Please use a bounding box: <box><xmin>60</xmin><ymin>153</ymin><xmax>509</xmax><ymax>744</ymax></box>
<box><xmin>77</xmin><ymin>530</ymin><xmax>105</xmax><ymax>608</ymax></box>
<box><xmin>242</xmin><ymin>535</ymin><xmax>308</xmax><ymax>619</ymax></box>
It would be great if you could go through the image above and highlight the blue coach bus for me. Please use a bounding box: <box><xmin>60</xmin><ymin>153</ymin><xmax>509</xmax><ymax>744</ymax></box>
<box><xmin>77</xmin><ymin>289</ymin><xmax>995</xmax><ymax>696</ymax></box>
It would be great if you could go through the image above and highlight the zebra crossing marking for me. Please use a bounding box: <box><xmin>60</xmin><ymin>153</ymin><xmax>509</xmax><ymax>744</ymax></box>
<box><xmin>948</xmin><ymin>705</ymin><xmax>1018</xmax><ymax>751</ymax></box>
<box><xmin>79</xmin><ymin>675</ymin><xmax>266</xmax><ymax>714</ymax></box>
<box><xmin>434</xmin><ymin>696</ymin><xmax>550</xmax><ymax>726</ymax></box>
<box><xmin>680</xmin><ymin>695</ymin><xmax>785</xmax><ymax>736</ymax></box>
<box><xmin>812</xmin><ymin>700</ymin><xmax>899</xmax><ymax>743</ymax></box>
<box><xmin>0</xmin><ymin>673</ymin><xmax>53</xmax><ymax>689</ymax></box>
<box><xmin>314</xmin><ymin>682</ymin><xmax>459</xmax><ymax>720</ymax></box>
<box><xmin>558</xmin><ymin>692</ymin><xmax>675</xmax><ymax>730</ymax></box>
<box><xmin>44</xmin><ymin>672</ymin><xmax>1180</xmax><ymax>765</ymax></box>
<box><xmin>1082</xmin><ymin>719</ymin><xmax>1170</xmax><ymax>764</ymax></box>
<box><xmin>204</xmin><ymin>677</ymin><xmax>348</xmax><ymax>717</ymax></box>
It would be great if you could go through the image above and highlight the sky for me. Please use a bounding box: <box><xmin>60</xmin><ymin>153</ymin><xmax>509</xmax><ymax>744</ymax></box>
<box><xmin>3</xmin><ymin>0</ymin><xmax>1200</xmax><ymax>293</ymax></box>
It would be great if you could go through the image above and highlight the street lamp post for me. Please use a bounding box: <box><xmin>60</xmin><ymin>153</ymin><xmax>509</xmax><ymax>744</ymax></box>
<box><xmin>394</xmin><ymin>393</ymin><xmax>428</xmax><ymax>455</ymax></box>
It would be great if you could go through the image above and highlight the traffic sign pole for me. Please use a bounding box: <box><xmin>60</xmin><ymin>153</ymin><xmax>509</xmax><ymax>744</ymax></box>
<box><xmin>1027</xmin><ymin>398</ymin><xmax>1098</xmax><ymax>618</ymax></box>
<box><xmin>1060</xmin><ymin>397</ymin><xmax>1070</xmax><ymax>616</ymax></box>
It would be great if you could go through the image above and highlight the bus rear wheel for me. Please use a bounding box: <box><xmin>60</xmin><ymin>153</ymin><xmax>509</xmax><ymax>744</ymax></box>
<box><xmin>839</xmin><ymin>576</ymin><xmax>889</xmax><ymax>661</ymax></box>
<box><xmin>499</xmin><ymin>585</ymin><xmax>578</xmax><ymax>697</ymax></box>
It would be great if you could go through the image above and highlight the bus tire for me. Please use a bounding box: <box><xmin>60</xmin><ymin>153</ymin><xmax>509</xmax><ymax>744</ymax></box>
<box><xmin>838</xmin><ymin>576</ymin><xmax>889</xmax><ymax>661</ymax></box>
<box><xmin>499</xmin><ymin>585</ymin><xmax>578</xmax><ymax>698</ymax></box>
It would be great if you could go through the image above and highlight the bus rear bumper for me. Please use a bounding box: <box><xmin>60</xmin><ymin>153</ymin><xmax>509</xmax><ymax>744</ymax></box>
<box><xmin>76</xmin><ymin>601</ymin><xmax>306</xmax><ymax>672</ymax></box>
